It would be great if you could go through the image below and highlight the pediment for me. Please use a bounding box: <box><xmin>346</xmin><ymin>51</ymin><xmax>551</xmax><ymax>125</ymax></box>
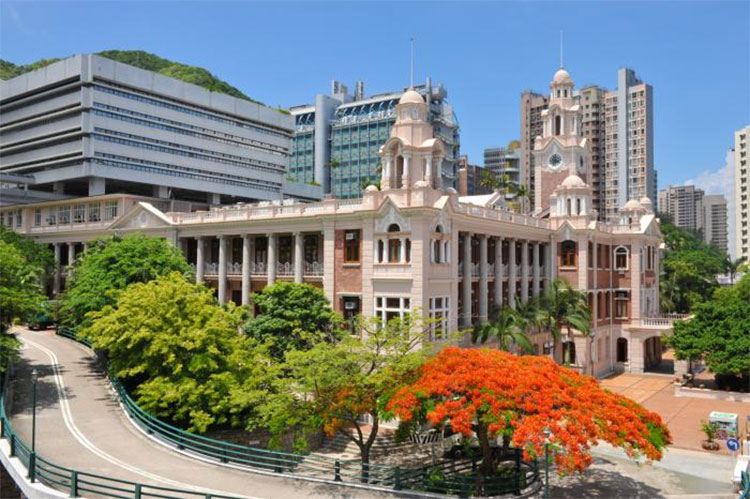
<box><xmin>108</xmin><ymin>202</ymin><xmax>173</xmax><ymax>230</ymax></box>
<box><xmin>374</xmin><ymin>198</ymin><xmax>411</xmax><ymax>233</ymax></box>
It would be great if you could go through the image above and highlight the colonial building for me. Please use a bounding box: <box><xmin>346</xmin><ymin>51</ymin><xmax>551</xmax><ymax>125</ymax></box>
<box><xmin>1</xmin><ymin>70</ymin><xmax>682</xmax><ymax>379</ymax></box>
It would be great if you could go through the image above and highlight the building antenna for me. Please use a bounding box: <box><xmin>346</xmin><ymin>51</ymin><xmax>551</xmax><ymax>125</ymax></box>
<box><xmin>559</xmin><ymin>30</ymin><xmax>564</xmax><ymax>68</ymax></box>
<box><xmin>410</xmin><ymin>37</ymin><xmax>415</xmax><ymax>88</ymax></box>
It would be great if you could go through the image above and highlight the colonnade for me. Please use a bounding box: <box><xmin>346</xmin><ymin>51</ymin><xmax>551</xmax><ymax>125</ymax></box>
<box><xmin>459</xmin><ymin>233</ymin><xmax>551</xmax><ymax>328</ymax></box>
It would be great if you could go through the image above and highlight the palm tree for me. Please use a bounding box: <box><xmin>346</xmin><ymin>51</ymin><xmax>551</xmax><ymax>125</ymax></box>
<box><xmin>723</xmin><ymin>256</ymin><xmax>746</xmax><ymax>284</ymax></box>
<box><xmin>472</xmin><ymin>306</ymin><xmax>533</xmax><ymax>353</ymax></box>
<box><xmin>537</xmin><ymin>279</ymin><xmax>592</xmax><ymax>366</ymax></box>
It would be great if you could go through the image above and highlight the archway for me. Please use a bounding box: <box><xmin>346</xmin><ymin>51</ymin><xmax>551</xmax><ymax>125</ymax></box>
<box><xmin>643</xmin><ymin>336</ymin><xmax>672</xmax><ymax>374</ymax></box>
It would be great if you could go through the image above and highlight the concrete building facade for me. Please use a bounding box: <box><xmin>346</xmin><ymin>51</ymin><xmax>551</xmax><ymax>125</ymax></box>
<box><xmin>520</xmin><ymin>91</ymin><xmax>548</xmax><ymax>213</ymax></box>
<box><xmin>658</xmin><ymin>185</ymin><xmax>704</xmax><ymax>232</ymax></box>
<box><xmin>0</xmin><ymin>55</ymin><xmax>295</xmax><ymax>206</ymax></box>
<box><xmin>735</xmin><ymin>126</ymin><xmax>749</xmax><ymax>260</ymax></box>
<box><xmin>457</xmin><ymin>156</ymin><xmax>491</xmax><ymax>196</ymax></box>
<box><xmin>701</xmin><ymin>194</ymin><xmax>728</xmax><ymax>252</ymax></box>
<box><xmin>2</xmin><ymin>83</ymin><xmax>681</xmax><ymax>380</ymax></box>
<box><xmin>289</xmin><ymin>79</ymin><xmax>460</xmax><ymax>199</ymax></box>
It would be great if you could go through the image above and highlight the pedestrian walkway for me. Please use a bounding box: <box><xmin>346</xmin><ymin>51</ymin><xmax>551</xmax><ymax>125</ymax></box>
<box><xmin>8</xmin><ymin>328</ymin><xmax>396</xmax><ymax>499</ymax></box>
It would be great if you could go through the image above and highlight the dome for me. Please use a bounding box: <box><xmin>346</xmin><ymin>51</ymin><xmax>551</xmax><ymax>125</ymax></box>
<box><xmin>639</xmin><ymin>196</ymin><xmax>653</xmax><ymax>206</ymax></box>
<box><xmin>621</xmin><ymin>199</ymin><xmax>643</xmax><ymax>211</ymax></box>
<box><xmin>553</xmin><ymin>68</ymin><xmax>573</xmax><ymax>85</ymax></box>
<box><xmin>399</xmin><ymin>89</ymin><xmax>424</xmax><ymax>104</ymax></box>
<box><xmin>365</xmin><ymin>184</ymin><xmax>379</xmax><ymax>192</ymax></box>
<box><xmin>561</xmin><ymin>174</ymin><xmax>586</xmax><ymax>188</ymax></box>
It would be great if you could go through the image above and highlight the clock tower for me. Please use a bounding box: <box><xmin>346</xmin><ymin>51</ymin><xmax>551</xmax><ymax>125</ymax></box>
<box><xmin>532</xmin><ymin>67</ymin><xmax>590</xmax><ymax>215</ymax></box>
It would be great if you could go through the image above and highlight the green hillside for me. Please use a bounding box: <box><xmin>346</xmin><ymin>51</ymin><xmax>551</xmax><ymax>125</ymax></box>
<box><xmin>0</xmin><ymin>50</ymin><xmax>260</xmax><ymax>104</ymax></box>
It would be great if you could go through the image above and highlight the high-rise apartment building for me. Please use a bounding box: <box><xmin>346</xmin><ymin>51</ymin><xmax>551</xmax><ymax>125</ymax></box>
<box><xmin>0</xmin><ymin>55</ymin><xmax>294</xmax><ymax>206</ymax></box>
<box><xmin>701</xmin><ymin>194</ymin><xmax>728</xmax><ymax>252</ymax></box>
<box><xmin>457</xmin><ymin>156</ymin><xmax>491</xmax><ymax>196</ymax></box>
<box><xmin>735</xmin><ymin>126</ymin><xmax>750</xmax><ymax>260</ymax></box>
<box><xmin>521</xmin><ymin>68</ymin><xmax>655</xmax><ymax>221</ymax></box>
<box><xmin>289</xmin><ymin>79</ymin><xmax>460</xmax><ymax>199</ymax></box>
<box><xmin>658</xmin><ymin>185</ymin><xmax>704</xmax><ymax>232</ymax></box>
<box><xmin>603</xmin><ymin>69</ymin><xmax>656</xmax><ymax>221</ymax></box>
<box><xmin>520</xmin><ymin>91</ymin><xmax>548</xmax><ymax>212</ymax></box>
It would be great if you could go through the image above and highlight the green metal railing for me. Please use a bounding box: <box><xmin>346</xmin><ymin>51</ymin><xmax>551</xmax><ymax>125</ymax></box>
<box><xmin>43</xmin><ymin>329</ymin><xmax>540</xmax><ymax>497</ymax></box>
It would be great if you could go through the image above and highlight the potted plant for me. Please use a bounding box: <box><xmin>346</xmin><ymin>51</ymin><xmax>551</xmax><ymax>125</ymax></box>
<box><xmin>700</xmin><ymin>421</ymin><xmax>720</xmax><ymax>451</ymax></box>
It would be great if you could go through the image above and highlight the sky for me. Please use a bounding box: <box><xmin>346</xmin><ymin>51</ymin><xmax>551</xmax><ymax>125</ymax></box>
<box><xmin>1</xmin><ymin>0</ymin><xmax>749</xmax><ymax>196</ymax></box>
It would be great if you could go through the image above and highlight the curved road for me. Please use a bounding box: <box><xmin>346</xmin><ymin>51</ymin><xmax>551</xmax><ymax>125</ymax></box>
<box><xmin>8</xmin><ymin>328</ymin><xmax>395</xmax><ymax>499</ymax></box>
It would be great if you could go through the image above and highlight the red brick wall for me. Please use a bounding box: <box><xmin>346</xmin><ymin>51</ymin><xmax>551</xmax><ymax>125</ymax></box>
<box><xmin>333</xmin><ymin>230</ymin><xmax>362</xmax><ymax>313</ymax></box>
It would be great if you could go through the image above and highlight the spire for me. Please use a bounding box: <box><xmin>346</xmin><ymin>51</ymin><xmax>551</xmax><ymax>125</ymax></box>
<box><xmin>559</xmin><ymin>30</ymin><xmax>564</xmax><ymax>69</ymax></box>
<box><xmin>410</xmin><ymin>37</ymin><xmax>415</xmax><ymax>88</ymax></box>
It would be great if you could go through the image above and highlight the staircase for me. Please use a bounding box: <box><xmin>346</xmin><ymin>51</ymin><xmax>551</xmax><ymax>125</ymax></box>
<box><xmin>313</xmin><ymin>428</ymin><xmax>435</xmax><ymax>466</ymax></box>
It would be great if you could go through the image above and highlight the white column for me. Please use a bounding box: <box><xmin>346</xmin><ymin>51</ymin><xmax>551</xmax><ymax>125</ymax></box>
<box><xmin>383</xmin><ymin>156</ymin><xmax>392</xmax><ymax>189</ymax></box>
<box><xmin>532</xmin><ymin>242</ymin><xmax>541</xmax><ymax>298</ymax></box>
<box><xmin>242</xmin><ymin>235</ymin><xmax>251</xmax><ymax>306</ymax></box>
<box><xmin>425</xmin><ymin>155</ymin><xmax>433</xmax><ymax>184</ymax></box>
<box><xmin>508</xmin><ymin>239</ymin><xmax>517</xmax><ymax>309</ymax></box>
<box><xmin>294</xmin><ymin>232</ymin><xmax>304</xmax><ymax>283</ymax></box>
<box><xmin>479</xmin><ymin>235</ymin><xmax>488</xmax><ymax>322</ymax></box>
<box><xmin>267</xmin><ymin>233</ymin><xmax>277</xmax><ymax>285</ymax></box>
<box><xmin>521</xmin><ymin>240</ymin><xmax>529</xmax><ymax>303</ymax></box>
<box><xmin>493</xmin><ymin>237</ymin><xmax>503</xmax><ymax>309</ymax></box>
<box><xmin>400</xmin><ymin>237</ymin><xmax>407</xmax><ymax>263</ymax></box>
<box><xmin>53</xmin><ymin>243</ymin><xmax>61</xmax><ymax>297</ymax></box>
<box><xmin>462</xmin><ymin>233</ymin><xmax>473</xmax><ymax>327</ymax></box>
<box><xmin>547</xmin><ymin>240</ymin><xmax>556</xmax><ymax>282</ymax></box>
<box><xmin>196</xmin><ymin>237</ymin><xmax>205</xmax><ymax>283</ymax></box>
<box><xmin>322</xmin><ymin>226</ymin><xmax>335</xmax><ymax>304</ymax></box>
<box><xmin>401</xmin><ymin>156</ymin><xmax>410</xmax><ymax>187</ymax></box>
<box><xmin>218</xmin><ymin>236</ymin><xmax>227</xmax><ymax>304</ymax></box>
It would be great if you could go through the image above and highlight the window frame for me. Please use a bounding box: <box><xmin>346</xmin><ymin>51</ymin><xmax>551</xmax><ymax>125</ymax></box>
<box><xmin>343</xmin><ymin>230</ymin><xmax>361</xmax><ymax>264</ymax></box>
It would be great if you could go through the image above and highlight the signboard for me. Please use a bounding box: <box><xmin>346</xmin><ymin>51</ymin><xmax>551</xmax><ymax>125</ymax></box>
<box><xmin>727</xmin><ymin>438</ymin><xmax>740</xmax><ymax>452</ymax></box>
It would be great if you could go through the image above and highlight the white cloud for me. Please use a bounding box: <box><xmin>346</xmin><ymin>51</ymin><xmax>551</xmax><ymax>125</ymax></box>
<box><xmin>685</xmin><ymin>150</ymin><xmax>736</xmax><ymax>257</ymax></box>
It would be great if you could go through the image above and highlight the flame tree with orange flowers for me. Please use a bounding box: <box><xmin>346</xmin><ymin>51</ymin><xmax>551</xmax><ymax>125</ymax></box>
<box><xmin>387</xmin><ymin>347</ymin><xmax>671</xmax><ymax>477</ymax></box>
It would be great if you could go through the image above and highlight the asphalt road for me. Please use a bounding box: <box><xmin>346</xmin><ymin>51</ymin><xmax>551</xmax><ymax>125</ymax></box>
<box><xmin>8</xmin><ymin>328</ymin><xmax>396</xmax><ymax>499</ymax></box>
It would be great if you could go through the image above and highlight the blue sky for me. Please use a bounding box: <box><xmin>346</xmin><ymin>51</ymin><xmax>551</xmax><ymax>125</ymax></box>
<box><xmin>1</xmin><ymin>1</ymin><xmax>748</xmax><ymax>192</ymax></box>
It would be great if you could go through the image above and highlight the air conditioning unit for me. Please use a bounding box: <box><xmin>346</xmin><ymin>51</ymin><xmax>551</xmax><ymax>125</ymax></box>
<box><xmin>344</xmin><ymin>301</ymin><xmax>357</xmax><ymax>310</ymax></box>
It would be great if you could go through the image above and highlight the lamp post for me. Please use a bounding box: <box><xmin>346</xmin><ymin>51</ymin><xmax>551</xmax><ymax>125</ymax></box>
<box><xmin>30</xmin><ymin>368</ymin><xmax>38</xmax><ymax>482</ymax></box>
<box><xmin>543</xmin><ymin>427</ymin><xmax>551</xmax><ymax>499</ymax></box>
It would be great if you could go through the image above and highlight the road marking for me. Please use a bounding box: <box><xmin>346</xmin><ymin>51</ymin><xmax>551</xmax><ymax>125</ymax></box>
<box><xmin>22</xmin><ymin>335</ymin><xmax>262</xmax><ymax>499</ymax></box>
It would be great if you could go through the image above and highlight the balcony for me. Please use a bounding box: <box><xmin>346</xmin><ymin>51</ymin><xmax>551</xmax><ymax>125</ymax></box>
<box><xmin>195</xmin><ymin>261</ymin><xmax>323</xmax><ymax>278</ymax></box>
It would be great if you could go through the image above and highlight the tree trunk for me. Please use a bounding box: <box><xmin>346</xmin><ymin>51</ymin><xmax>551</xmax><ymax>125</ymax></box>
<box><xmin>475</xmin><ymin>422</ymin><xmax>495</xmax><ymax>475</ymax></box>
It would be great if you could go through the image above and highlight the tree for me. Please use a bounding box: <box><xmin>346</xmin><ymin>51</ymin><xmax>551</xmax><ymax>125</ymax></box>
<box><xmin>0</xmin><ymin>241</ymin><xmax>47</xmax><ymax>332</ymax></box>
<box><xmin>388</xmin><ymin>347</ymin><xmax>671</xmax><ymax>477</ymax></box>
<box><xmin>259</xmin><ymin>315</ymin><xmax>429</xmax><ymax>470</ymax></box>
<box><xmin>82</xmin><ymin>273</ymin><xmax>270</xmax><ymax>432</ymax></box>
<box><xmin>57</xmin><ymin>234</ymin><xmax>191</xmax><ymax>330</ymax></box>
<box><xmin>666</xmin><ymin>274</ymin><xmax>750</xmax><ymax>391</ymax></box>
<box><xmin>723</xmin><ymin>256</ymin><xmax>747</xmax><ymax>284</ymax></box>
<box><xmin>537</xmin><ymin>279</ymin><xmax>591</xmax><ymax>365</ymax></box>
<box><xmin>0</xmin><ymin>226</ymin><xmax>54</xmax><ymax>275</ymax></box>
<box><xmin>243</xmin><ymin>282</ymin><xmax>344</xmax><ymax>360</ymax></box>
<box><xmin>472</xmin><ymin>306</ymin><xmax>533</xmax><ymax>353</ymax></box>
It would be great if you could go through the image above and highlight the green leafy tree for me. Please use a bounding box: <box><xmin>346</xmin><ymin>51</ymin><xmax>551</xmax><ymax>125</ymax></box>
<box><xmin>537</xmin><ymin>278</ymin><xmax>592</xmax><ymax>366</ymax></box>
<box><xmin>0</xmin><ymin>226</ymin><xmax>54</xmax><ymax>275</ymax></box>
<box><xmin>472</xmin><ymin>306</ymin><xmax>533</xmax><ymax>353</ymax></box>
<box><xmin>723</xmin><ymin>256</ymin><xmax>747</xmax><ymax>284</ymax></box>
<box><xmin>0</xmin><ymin>240</ymin><xmax>47</xmax><ymax>332</ymax></box>
<box><xmin>0</xmin><ymin>334</ymin><xmax>21</xmax><ymax>374</ymax></box>
<box><xmin>82</xmin><ymin>273</ymin><xmax>271</xmax><ymax>432</ymax></box>
<box><xmin>57</xmin><ymin>234</ymin><xmax>190</xmax><ymax>330</ymax></box>
<box><xmin>666</xmin><ymin>274</ymin><xmax>750</xmax><ymax>391</ymax></box>
<box><xmin>258</xmin><ymin>315</ymin><xmax>429</xmax><ymax>469</ymax></box>
<box><xmin>243</xmin><ymin>282</ymin><xmax>344</xmax><ymax>360</ymax></box>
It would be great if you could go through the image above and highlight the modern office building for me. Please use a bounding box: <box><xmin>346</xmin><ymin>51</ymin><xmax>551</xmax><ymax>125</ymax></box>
<box><xmin>658</xmin><ymin>185</ymin><xmax>704</xmax><ymax>232</ymax></box>
<box><xmin>521</xmin><ymin>68</ymin><xmax>656</xmax><ymax>222</ymax></box>
<box><xmin>520</xmin><ymin>91</ymin><xmax>548</xmax><ymax>213</ymax></box>
<box><xmin>0</xmin><ymin>54</ymin><xmax>295</xmax><ymax>207</ymax></box>
<box><xmin>2</xmin><ymin>84</ymin><xmax>679</xmax><ymax>379</ymax></box>
<box><xmin>701</xmin><ymin>194</ymin><xmax>728</xmax><ymax>252</ymax></box>
<box><xmin>735</xmin><ymin>126</ymin><xmax>749</xmax><ymax>260</ymax></box>
<box><xmin>457</xmin><ymin>156</ymin><xmax>491</xmax><ymax>196</ymax></box>
<box><xmin>484</xmin><ymin>145</ymin><xmax>522</xmax><ymax>188</ymax></box>
<box><xmin>289</xmin><ymin>79</ymin><xmax>460</xmax><ymax>199</ymax></box>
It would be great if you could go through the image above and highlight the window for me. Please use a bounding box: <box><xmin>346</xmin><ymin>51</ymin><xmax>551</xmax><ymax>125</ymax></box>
<box><xmin>104</xmin><ymin>201</ymin><xmax>118</xmax><ymax>220</ymax></box>
<box><xmin>388</xmin><ymin>239</ymin><xmax>401</xmax><ymax>262</ymax></box>
<box><xmin>561</xmin><ymin>240</ymin><xmax>577</xmax><ymax>267</ymax></box>
<box><xmin>563</xmin><ymin>341</ymin><xmax>577</xmax><ymax>365</ymax></box>
<box><xmin>344</xmin><ymin>230</ymin><xmax>360</xmax><ymax>263</ymax></box>
<box><xmin>375</xmin><ymin>296</ymin><xmax>410</xmax><ymax>323</ymax></box>
<box><xmin>617</xmin><ymin>338</ymin><xmax>628</xmax><ymax>362</ymax></box>
<box><xmin>34</xmin><ymin>209</ymin><xmax>41</xmax><ymax>227</ymax></box>
<box><xmin>614</xmin><ymin>246</ymin><xmax>629</xmax><ymax>271</ymax></box>
<box><xmin>555</xmin><ymin>115</ymin><xmax>561</xmax><ymax>135</ymax></box>
<box><xmin>89</xmin><ymin>203</ymin><xmax>101</xmax><ymax>222</ymax></box>
<box><xmin>73</xmin><ymin>204</ymin><xmax>86</xmax><ymax>224</ymax></box>
<box><xmin>429</xmin><ymin>297</ymin><xmax>450</xmax><ymax>341</ymax></box>
<box><xmin>14</xmin><ymin>210</ymin><xmax>22</xmax><ymax>227</ymax></box>
<box><xmin>588</xmin><ymin>242</ymin><xmax>594</xmax><ymax>269</ymax></box>
<box><xmin>615</xmin><ymin>291</ymin><xmax>629</xmax><ymax>319</ymax></box>
<box><xmin>377</xmin><ymin>239</ymin><xmax>385</xmax><ymax>263</ymax></box>
<box><xmin>58</xmin><ymin>206</ymin><xmax>70</xmax><ymax>224</ymax></box>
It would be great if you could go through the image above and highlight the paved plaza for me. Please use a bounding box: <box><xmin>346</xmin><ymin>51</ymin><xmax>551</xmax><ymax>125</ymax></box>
<box><xmin>601</xmin><ymin>372</ymin><xmax>750</xmax><ymax>453</ymax></box>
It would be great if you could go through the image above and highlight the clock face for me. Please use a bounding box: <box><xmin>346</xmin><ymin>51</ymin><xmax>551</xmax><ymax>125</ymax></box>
<box><xmin>548</xmin><ymin>153</ymin><xmax>563</xmax><ymax>170</ymax></box>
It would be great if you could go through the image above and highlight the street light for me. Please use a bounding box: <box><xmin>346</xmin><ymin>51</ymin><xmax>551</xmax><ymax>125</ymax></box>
<box><xmin>543</xmin><ymin>427</ymin><xmax>551</xmax><ymax>499</ymax></box>
<box><xmin>30</xmin><ymin>368</ymin><xmax>38</xmax><ymax>482</ymax></box>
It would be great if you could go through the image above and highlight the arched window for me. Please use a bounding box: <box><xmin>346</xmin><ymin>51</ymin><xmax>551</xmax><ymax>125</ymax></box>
<box><xmin>614</xmin><ymin>246</ymin><xmax>629</xmax><ymax>270</ymax></box>
<box><xmin>388</xmin><ymin>239</ymin><xmax>401</xmax><ymax>262</ymax></box>
<box><xmin>395</xmin><ymin>156</ymin><xmax>404</xmax><ymax>189</ymax></box>
<box><xmin>405</xmin><ymin>239</ymin><xmax>411</xmax><ymax>263</ymax></box>
<box><xmin>617</xmin><ymin>338</ymin><xmax>628</xmax><ymax>362</ymax></box>
<box><xmin>556</xmin><ymin>89</ymin><xmax>561</xmax><ymax>98</ymax></box>
<box><xmin>555</xmin><ymin>115</ymin><xmax>561</xmax><ymax>136</ymax></box>
<box><xmin>561</xmin><ymin>240</ymin><xmax>577</xmax><ymax>267</ymax></box>
<box><xmin>388</xmin><ymin>223</ymin><xmax>401</xmax><ymax>233</ymax></box>
<box><xmin>563</xmin><ymin>89</ymin><xmax>567</xmax><ymax>97</ymax></box>
<box><xmin>566</xmin><ymin>198</ymin><xmax>572</xmax><ymax>215</ymax></box>
<box><xmin>377</xmin><ymin>239</ymin><xmax>385</xmax><ymax>263</ymax></box>
<box><xmin>576</xmin><ymin>198</ymin><xmax>582</xmax><ymax>215</ymax></box>
<box><xmin>433</xmin><ymin>239</ymin><xmax>442</xmax><ymax>263</ymax></box>
<box><xmin>435</xmin><ymin>225</ymin><xmax>443</xmax><ymax>233</ymax></box>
